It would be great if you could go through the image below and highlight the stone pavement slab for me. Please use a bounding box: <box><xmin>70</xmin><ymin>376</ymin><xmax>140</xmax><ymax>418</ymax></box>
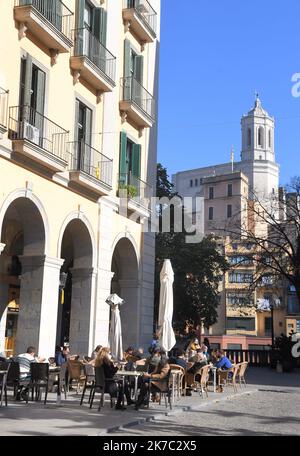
<box><xmin>0</xmin><ymin>384</ymin><xmax>256</xmax><ymax>436</ymax></box>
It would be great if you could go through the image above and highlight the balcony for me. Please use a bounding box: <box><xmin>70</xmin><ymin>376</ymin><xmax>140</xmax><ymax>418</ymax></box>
<box><xmin>118</xmin><ymin>172</ymin><xmax>152</xmax><ymax>217</ymax></box>
<box><xmin>122</xmin><ymin>0</ymin><xmax>157</xmax><ymax>46</ymax></box>
<box><xmin>9</xmin><ymin>105</ymin><xmax>69</xmax><ymax>173</ymax></box>
<box><xmin>0</xmin><ymin>87</ymin><xmax>9</xmax><ymax>137</ymax></box>
<box><xmin>68</xmin><ymin>141</ymin><xmax>113</xmax><ymax>197</ymax></box>
<box><xmin>14</xmin><ymin>0</ymin><xmax>73</xmax><ymax>62</ymax></box>
<box><xmin>120</xmin><ymin>77</ymin><xmax>155</xmax><ymax>130</ymax></box>
<box><xmin>70</xmin><ymin>28</ymin><xmax>116</xmax><ymax>96</ymax></box>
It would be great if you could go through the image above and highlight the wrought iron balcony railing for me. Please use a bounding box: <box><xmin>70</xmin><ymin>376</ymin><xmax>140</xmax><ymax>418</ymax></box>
<box><xmin>68</xmin><ymin>141</ymin><xmax>113</xmax><ymax>188</ymax></box>
<box><xmin>118</xmin><ymin>172</ymin><xmax>152</xmax><ymax>205</ymax></box>
<box><xmin>121</xmin><ymin>76</ymin><xmax>155</xmax><ymax>121</ymax></box>
<box><xmin>15</xmin><ymin>0</ymin><xmax>73</xmax><ymax>40</ymax></box>
<box><xmin>123</xmin><ymin>0</ymin><xmax>157</xmax><ymax>36</ymax></box>
<box><xmin>73</xmin><ymin>27</ymin><xmax>116</xmax><ymax>85</ymax></box>
<box><xmin>9</xmin><ymin>105</ymin><xmax>69</xmax><ymax>160</ymax></box>
<box><xmin>0</xmin><ymin>87</ymin><xmax>9</xmax><ymax>131</ymax></box>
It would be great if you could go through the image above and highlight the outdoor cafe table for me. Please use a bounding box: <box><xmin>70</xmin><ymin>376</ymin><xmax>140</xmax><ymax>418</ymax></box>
<box><xmin>116</xmin><ymin>370</ymin><xmax>142</xmax><ymax>402</ymax></box>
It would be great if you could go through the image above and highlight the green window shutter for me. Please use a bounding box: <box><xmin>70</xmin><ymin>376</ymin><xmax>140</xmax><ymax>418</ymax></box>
<box><xmin>54</xmin><ymin>0</ymin><xmax>62</xmax><ymax>31</ymax></box>
<box><xmin>23</xmin><ymin>55</ymin><xmax>33</xmax><ymax>107</ymax></box>
<box><xmin>135</xmin><ymin>55</ymin><xmax>143</xmax><ymax>84</ymax></box>
<box><xmin>76</xmin><ymin>0</ymin><xmax>85</xmax><ymax>54</ymax></box>
<box><xmin>84</xmin><ymin>106</ymin><xmax>92</xmax><ymax>146</ymax></box>
<box><xmin>132</xmin><ymin>144</ymin><xmax>141</xmax><ymax>178</ymax></box>
<box><xmin>93</xmin><ymin>7</ymin><xmax>107</xmax><ymax>47</ymax></box>
<box><xmin>74</xmin><ymin>99</ymin><xmax>80</xmax><ymax>142</ymax></box>
<box><xmin>124</xmin><ymin>39</ymin><xmax>131</xmax><ymax>78</ymax></box>
<box><xmin>119</xmin><ymin>132</ymin><xmax>128</xmax><ymax>183</ymax></box>
<box><xmin>124</xmin><ymin>39</ymin><xmax>131</xmax><ymax>100</ymax></box>
<box><xmin>35</xmin><ymin>68</ymin><xmax>45</xmax><ymax>115</ymax></box>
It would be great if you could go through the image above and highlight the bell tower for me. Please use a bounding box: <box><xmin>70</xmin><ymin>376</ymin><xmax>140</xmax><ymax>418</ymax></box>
<box><xmin>240</xmin><ymin>95</ymin><xmax>279</xmax><ymax>198</ymax></box>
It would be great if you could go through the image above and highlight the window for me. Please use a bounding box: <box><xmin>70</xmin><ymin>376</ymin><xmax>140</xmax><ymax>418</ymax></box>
<box><xmin>248</xmin><ymin>345</ymin><xmax>271</xmax><ymax>351</ymax></box>
<box><xmin>209</xmin><ymin>207</ymin><xmax>214</xmax><ymax>221</ymax></box>
<box><xmin>264</xmin><ymin>317</ymin><xmax>272</xmax><ymax>336</ymax></box>
<box><xmin>258</xmin><ymin>127</ymin><xmax>264</xmax><ymax>147</ymax></box>
<box><xmin>228</xmin><ymin>184</ymin><xmax>233</xmax><ymax>197</ymax></box>
<box><xmin>195</xmin><ymin>179</ymin><xmax>198</xmax><ymax>187</ymax></box>
<box><xmin>229</xmin><ymin>273</ymin><xmax>253</xmax><ymax>283</ymax></box>
<box><xmin>226</xmin><ymin>317</ymin><xmax>255</xmax><ymax>331</ymax></box>
<box><xmin>20</xmin><ymin>56</ymin><xmax>45</xmax><ymax>114</ymax></box>
<box><xmin>227</xmin><ymin>293</ymin><xmax>254</xmax><ymax>306</ymax></box>
<box><xmin>287</xmin><ymin>294</ymin><xmax>300</xmax><ymax>314</ymax></box>
<box><xmin>190</xmin><ymin>180</ymin><xmax>193</xmax><ymax>187</ymax></box>
<box><xmin>119</xmin><ymin>132</ymin><xmax>141</xmax><ymax>180</ymax></box>
<box><xmin>227</xmin><ymin>204</ymin><xmax>232</xmax><ymax>218</ymax></box>
<box><xmin>228</xmin><ymin>256</ymin><xmax>252</xmax><ymax>266</ymax></box>
<box><xmin>269</xmin><ymin>130</ymin><xmax>272</xmax><ymax>148</ymax></box>
<box><xmin>227</xmin><ymin>344</ymin><xmax>242</xmax><ymax>350</ymax></box>
<box><xmin>209</xmin><ymin>187</ymin><xmax>214</xmax><ymax>199</ymax></box>
<box><xmin>247</xmin><ymin>128</ymin><xmax>251</xmax><ymax>146</ymax></box>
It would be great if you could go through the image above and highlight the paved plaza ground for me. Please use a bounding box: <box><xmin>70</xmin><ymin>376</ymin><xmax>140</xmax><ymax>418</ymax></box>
<box><xmin>0</xmin><ymin>367</ymin><xmax>299</xmax><ymax>436</ymax></box>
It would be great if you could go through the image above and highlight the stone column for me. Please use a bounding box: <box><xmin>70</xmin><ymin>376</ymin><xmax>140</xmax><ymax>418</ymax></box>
<box><xmin>69</xmin><ymin>267</ymin><xmax>96</xmax><ymax>356</ymax></box>
<box><xmin>93</xmin><ymin>268</ymin><xmax>114</xmax><ymax>348</ymax></box>
<box><xmin>15</xmin><ymin>255</ymin><xmax>64</xmax><ymax>358</ymax></box>
<box><xmin>92</xmin><ymin>197</ymin><xmax>118</xmax><ymax>348</ymax></box>
<box><xmin>119</xmin><ymin>279</ymin><xmax>140</xmax><ymax>348</ymax></box>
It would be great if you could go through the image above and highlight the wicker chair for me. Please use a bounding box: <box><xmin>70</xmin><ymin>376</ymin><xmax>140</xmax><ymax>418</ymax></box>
<box><xmin>169</xmin><ymin>364</ymin><xmax>186</xmax><ymax>399</ymax></box>
<box><xmin>67</xmin><ymin>359</ymin><xmax>85</xmax><ymax>393</ymax></box>
<box><xmin>237</xmin><ymin>361</ymin><xmax>248</xmax><ymax>388</ymax></box>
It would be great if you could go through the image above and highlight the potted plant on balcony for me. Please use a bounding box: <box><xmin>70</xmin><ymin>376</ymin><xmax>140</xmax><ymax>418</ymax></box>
<box><xmin>119</xmin><ymin>184</ymin><xmax>138</xmax><ymax>198</ymax></box>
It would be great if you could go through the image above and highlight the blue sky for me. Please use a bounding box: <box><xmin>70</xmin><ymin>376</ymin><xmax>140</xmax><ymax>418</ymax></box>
<box><xmin>158</xmin><ymin>0</ymin><xmax>300</xmax><ymax>185</ymax></box>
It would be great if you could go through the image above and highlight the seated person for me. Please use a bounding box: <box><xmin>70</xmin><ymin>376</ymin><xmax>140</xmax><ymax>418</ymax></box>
<box><xmin>144</xmin><ymin>347</ymin><xmax>161</xmax><ymax>374</ymax></box>
<box><xmin>16</xmin><ymin>346</ymin><xmax>45</xmax><ymax>400</ymax></box>
<box><xmin>215</xmin><ymin>350</ymin><xmax>233</xmax><ymax>391</ymax></box>
<box><xmin>169</xmin><ymin>349</ymin><xmax>187</xmax><ymax>370</ymax></box>
<box><xmin>95</xmin><ymin>347</ymin><xmax>134</xmax><ymax>410</ymax></box>
<box><xmin>90</xmin><ymin>345</ymin><xmax>102</xmax><ymax>360</ymax></box>
<box><xmin>135</xmin><ymin>351</ymin><xmax>170</xmax><ymax>410</ymax></box>
<box><xmin>187</xmin><ymin>337</ymin><xmax>201</xmax><ymax>352</ymax></box>
<box><xmin>55</xmin><ymin>345</ymin><xmax>70</xmax><ymax>366</ymax></box>
<box><xmin>185</xmin><ymin>350</ymin><xmax>207</xmax><ymax>390</ymax></box>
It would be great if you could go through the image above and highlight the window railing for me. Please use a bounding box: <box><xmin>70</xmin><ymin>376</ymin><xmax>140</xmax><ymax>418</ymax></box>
<box><xmin>73</xmin><ymin>28</ymin><xmax>116</xmax><ymax>85</ymax></box>
<box><xmin>68</xmin><ymin>141</ymin><xmax>113</xmax><ymax>188</ymax></box>
<box><xmin>8</xmin><ymin>105</ymin><xmax>69</xmax><ymax>161</ymax></box>
<box><xmin>124</xmin><ymin>0</ymin><xmax>157</xmax><ymax>36</ymax></box>
<box><xmin>121</xmin><ymin>76</ymin><xmax>155</xmax><ymax>121</ymax></box>
<box><xmin>0</xmin><ymin>87</ymin><xmax>9</xmax><ymax>130</ymax></box>
<box><xmin>119</xmin><ymin>172</ymin><xmax>152</xmax><ymax>206</ymax></box>
<box><xmin>15</xmin><ymin>0</ymin><xmax>73</xmax><ymax>40</ymax></box>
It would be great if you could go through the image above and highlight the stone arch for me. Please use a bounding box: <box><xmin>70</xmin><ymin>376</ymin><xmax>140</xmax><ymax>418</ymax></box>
<box><xmin>0</xmin><ymin>196</ymin><xmax>47</xmax><ymax>354</ymax></box>
<box><xmin>0</xmin><ymin>189</ymin><xmax>50</xmax><ymax>254</ymax></box>
<box><xmin>56</xmin><ymin>217</ymin><xmax>95</xmax><ymax>355</ymax></box>
<box><xmin>111</xmin><ymin>236</ymin><xmax>140</xmax><ymax>348</ymax></box>
<box><xmin>57</xmin><ymin>211</ymin><xmax>96</xmax><ymax>268</ymax></box>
